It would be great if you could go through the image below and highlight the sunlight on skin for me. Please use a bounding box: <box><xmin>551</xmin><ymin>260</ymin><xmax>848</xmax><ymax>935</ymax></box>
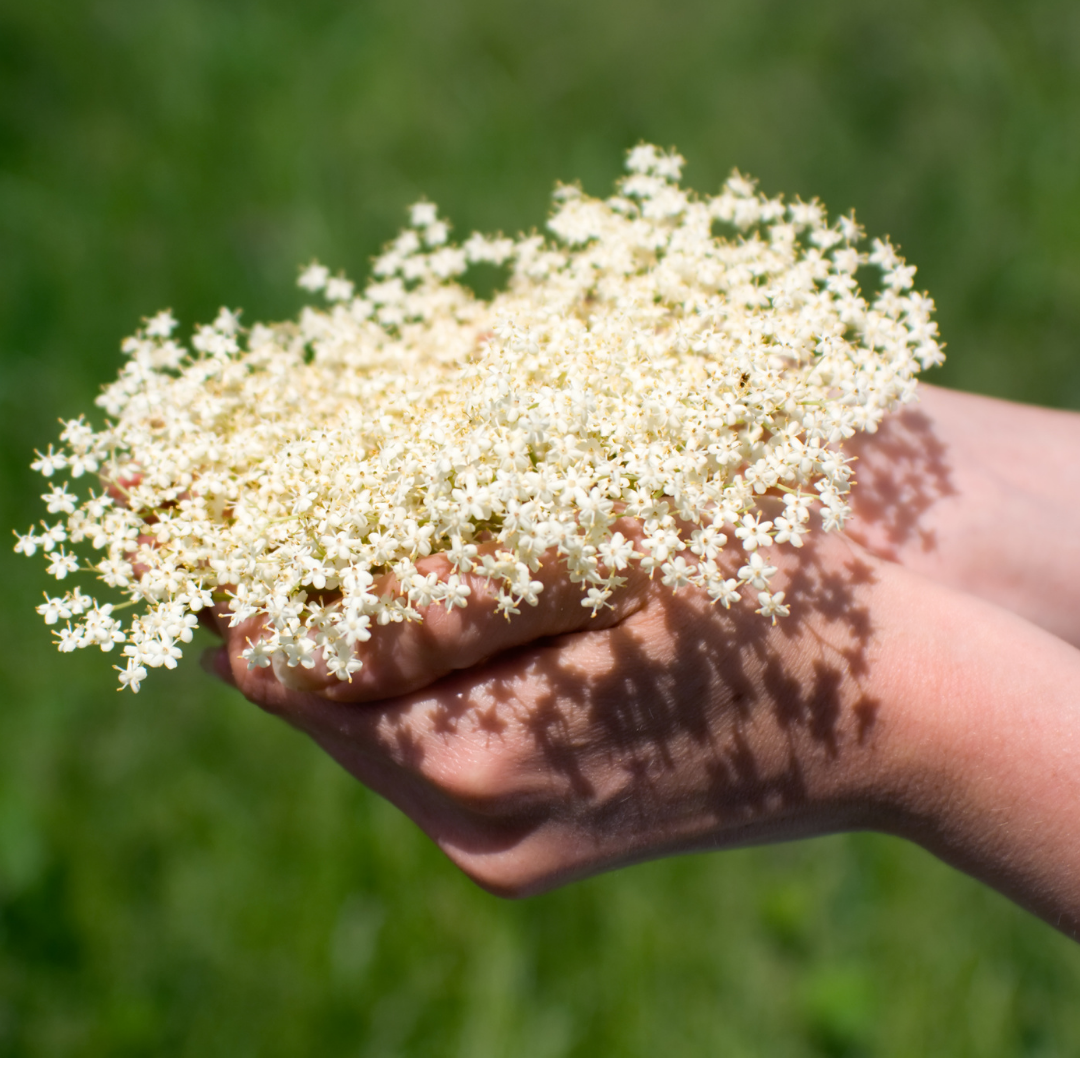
<box><xmin>847</xmin><ymin>384</ymin><xmax>1080</xmax><ymax>647</ymax></box>
<box><xmin>200</xmin><ymin>387</ymin><xmax>1080</xmax><ymax>937</ymax></box>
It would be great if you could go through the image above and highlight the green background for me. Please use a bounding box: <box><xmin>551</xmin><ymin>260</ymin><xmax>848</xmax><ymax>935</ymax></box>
<box><xmin>2</xmin><ymin>0</ymin><xmax>1079</xmax><ymax>1055</ymax></box>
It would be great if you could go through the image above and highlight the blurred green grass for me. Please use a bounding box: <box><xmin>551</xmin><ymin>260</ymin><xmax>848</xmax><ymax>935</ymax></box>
<box><xmin>2</xmin><ymin>0</ymin><xmax>1080</xmax><ymax>1055</ymax></box>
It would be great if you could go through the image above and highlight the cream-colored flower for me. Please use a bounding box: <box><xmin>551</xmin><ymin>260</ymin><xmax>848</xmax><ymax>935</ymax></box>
<box><xmin>20</xmin><ymin>144</ymin><xmax>943</xmax><ymax>690</ymax></box>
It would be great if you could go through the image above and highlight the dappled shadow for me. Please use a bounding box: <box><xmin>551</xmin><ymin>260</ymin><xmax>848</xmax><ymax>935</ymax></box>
<box><xmin>253</xmin><ymin>418</ymin><xmax>955</xmax><ymax>883</ymax></box>
<box><xmin>359</xmin><ymin>536</ymin><xmax>889</xmax><ymax>867</ymax></box>
<box><xmin>846</xmin><ymin>405</ymin><xmax>956</xmax><ymax>560</ymax></box>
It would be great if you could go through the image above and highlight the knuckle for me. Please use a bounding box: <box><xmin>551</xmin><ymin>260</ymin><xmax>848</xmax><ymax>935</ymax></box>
<box><xmin>459</xmin><ymin>862</ymin><xmax>539</xmax><ymax>900</ymax></box>
<box><xmin>420</xmin><ymin>740</ymin><xmax>524</xmax><ymax>808</ymax></box>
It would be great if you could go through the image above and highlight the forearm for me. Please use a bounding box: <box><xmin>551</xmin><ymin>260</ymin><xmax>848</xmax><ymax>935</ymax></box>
<box><xmin>669</xmin><ymin>540</ymin><xmax>1080</xmax><ymax>938</ymax></box>
<box><xmin>479</xmin><ymin>549</ymin><xmax>1080</xmax><ymax>925</ymax></box>
<box><xmin>854</xmin><ymin>561</ymin><xmax>1080</xmax><ymax>938</ymax></box>
<box><xmin>846</xmin><ymin>384</ymin><xmax>1080</xmax><ymax>647</ymax></box>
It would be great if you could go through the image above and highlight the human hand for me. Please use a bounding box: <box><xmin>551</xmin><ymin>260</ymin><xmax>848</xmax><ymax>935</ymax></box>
<box><xmin>203</xmin><ymin>510</ymin><xmax>1080</xmax><ymax>941</ymax></box>
<box><xmin>846</xmin><ymin>384</ymin><xmax>1080</xmax><ymax>647</ymax></box>
<box><xmin>204</xmin><ymin>521</ymin><xmax>893</xmax><ymax>894</ymax></box>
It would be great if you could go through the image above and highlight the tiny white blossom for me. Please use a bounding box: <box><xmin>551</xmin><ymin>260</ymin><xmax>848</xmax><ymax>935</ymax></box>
<box><xmin>243</xmin><ymin>638</ymin><xmax>276</xmax><ymax>669</ymax></box>
<box><xmin>442</xmin><ymin>575</ymin><xmax>471</xmax><ymax>610</ymax></box>
<box><xmin>756</xmin><ymin>590</ymin><xmax>790</xmax><ymax>624</ymax></box>
<box><xmin>772</xmin><ymin>516</ymin><xmax>807</xmax><ymax>547</ymax></box>
<box><xmin>298</xmin><ymin>261</ymin><xmax>330</xmax><ymax>292</ymax></box>
<box><xmin>55</xmin><ymin>626</ymin><xmax>84</xmax><ymax>653</ymax></box>
<box><xmin>705</xmin><ymin>575</ymin><xmax>742</xmax><ymax>608</ymax></box>
<box><xmin>14</xmin><ymin>528</ymin><xmax>40</xmax><ymax>556</ymax></box>
<box><xmin>44</xmin><ymin>483</ymin><xmax>78</xmax><ymax>515</ymax></box>
<box><xmin>31</xmin><ymin>446</ymin><xmax>68</xmax><ymax>477</ymax></box>
<box><xmin>409</xmin><ymin>202</ymin><xmax>438</xmax><ymax>228</ymax></box>
<box><xmin>598</xmin><ymin>532</ymin><xmax>636</xmax><ymax>571</ymax></box>
<box><xmin>737</xmin><ymin>553</ymin><xmax>777</xmax><ymax>592</ymax></box>
<box><xmin>325</xmin><ymin>275</ymin><xmax>355</xmax><ymax>302</ymax></box>
<box><xmin>782</xmin><ymin>491</ymin><xmax>815</xmax><ymax>523</ymax></box>
<box><xmin>145</xmin><ymin>310</ymin><xmax>178</xmax><ymax>338</ymax></box>
<box><xmin>145</xmin><ymin>637</ymin><xmax>183</xmax><ymax>669</ymax></box>
<box><xmin>116</xmin><ymin>660</ymin><xmax>148</xmax><ymax>692</ymax></box>
<box><xmin>424</xmin><ymin>221</ymin><xmax>450</xmax><ymax>247</ymax></box>
<box><xmin>67</xmin><ymin>588</ymin><xmax>93</xmax><ymax>615</ymax></box>
<box><xmin>660</xmin><ymin>556</ymin><xmax>695</xmax><ymax>591</ymax></box>
<box><xmin>821</xmin><ymin>501</ymin><xmax>851</xmax><ymax>531</ymax></box>
<box><xmin>213</xmin><ymin>307</ymin><xmax>242</xmax><ymax>335</ymax></box>
<box><xmin>46</xmin><ymin>549</ymin><xmax>79</xmax><ymax>580</ymax></box>
<box><xmin>734</xmin><ymin>513</ymin><xmax>774</xmax><ymax>551</ymax></box>
<box><xmin>39</xmin><ymin>522</ymin><xmax>67</xmax><ymax>552</ymax></box>
<box><xmin>326</xmin><ymin>650</ymin><xmax>364</xmax><ymax>681</ymax></box>
<box><xmin>37</xmin><ymin>594</ymin><xmax>73</xmax><ymax>625</ymax></box>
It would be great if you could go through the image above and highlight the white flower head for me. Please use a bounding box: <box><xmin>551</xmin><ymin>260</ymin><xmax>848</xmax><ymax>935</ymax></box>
<box><xmin>23</xmin><ymin>144</ymin><xmax>943</xmax><ymax>689</ymax></box>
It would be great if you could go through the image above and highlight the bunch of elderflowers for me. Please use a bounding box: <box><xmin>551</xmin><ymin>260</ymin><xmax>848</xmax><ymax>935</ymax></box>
<box><xmin>17</xmin><ymin>144</ymin><xmax>943</xmax><ymax>692</ymax></box>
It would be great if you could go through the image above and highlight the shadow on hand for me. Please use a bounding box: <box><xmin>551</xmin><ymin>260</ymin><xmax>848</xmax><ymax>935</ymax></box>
<box><xmin>228</xmin><ymin>407</ymin><xmax>957</xmax><ymax>894</ymax></box>
<box><xmin>846</xmin><ymin>405</ymin><xmax>955</xmax><ymax>559</ymax></box>
<box><xmin>298</xmin><ymin>536</ymin><xmax>892</xmax><ymax>895</ymax></box>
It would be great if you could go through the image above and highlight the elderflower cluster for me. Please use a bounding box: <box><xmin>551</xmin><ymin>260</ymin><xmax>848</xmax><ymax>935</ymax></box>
<box><xmin>18</xmin><ymin>144</ymin><xmax>944</xmax><ymax>692</ymax></box>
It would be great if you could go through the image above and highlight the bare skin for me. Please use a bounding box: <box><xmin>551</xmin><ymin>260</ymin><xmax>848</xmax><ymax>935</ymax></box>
<box><xmin>846</xmin><ymin>383</ymin><xmax>1080</xmax><ymax>646</ymax></box>
<box><xmin>203</xmin><ymin>385</ymin><xmax>1080</xmax><ymax>938</ymax></box>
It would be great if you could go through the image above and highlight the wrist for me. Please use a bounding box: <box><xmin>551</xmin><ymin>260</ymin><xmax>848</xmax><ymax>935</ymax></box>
<box><xmin>859</xmin><ymin>567</ymin><xmax>1080</xmax><ymax>936</ymax></box>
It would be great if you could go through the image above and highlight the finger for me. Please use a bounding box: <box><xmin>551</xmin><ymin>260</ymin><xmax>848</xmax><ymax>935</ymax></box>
<box><xmin>197</xmin><ymin>600</ymin><xmax>232</xmax><ymax>639</ymax></box>
<box><xmin>215</xmin><ymin>613</ymin><xmax>593</xmax><ymax>829</ymax></box>
<box><xmin>200</xmin><ymin>643</ymin><xmax>235</xmax><ymax>685</ymax></box>
<box><xmin>220</xmin><ymin>520</ymin><xmax>658</xmax><ymax>704</ymax></box>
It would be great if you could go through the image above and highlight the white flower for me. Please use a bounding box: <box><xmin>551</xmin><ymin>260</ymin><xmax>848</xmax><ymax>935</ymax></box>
<box><xmin>409</xmin><ymin>201</ymin><xmax>438</xmax><ymax>228</ymax></box>
<box><xmin>737</xmin><ymin>553</ymin><xmax>777</xmax><ymax>592</ymax></box>
<box><xmin>298</xmin><ymin>261</ymin><xmax>330</xmax><ymax>292</ymax></box>
<box><xmin>31</xmin><ymin>446</ymin><xmax>68</xmax><ymax>477</ymax></box>
<box><xmin>46</xmin><ymin>549</ymin><xmax>79</xmax><ymax>580</ymax></box>
<box><xmin>821</xmin><ymin>502</ymin><xmax>851</xmax><ymax>532</ymax></box>
<box><xmin>512</xmin><ymin>576</ymin><xmax>544</xmax><ymax>607</ymax></box>
<box><xmin>782</xmin><ymin>491</ymin><xmax>815</xmax><ymax>523</ymax></box>
<box><xmin>39</xmin><ymin>522</ymin><xmax>66</xmax><ymax>552</ymax></box>
<box><xmin>68</xmin><ymin>588</ymin><xmax>93</xmax><ymax>615</ymax></box>
<box><xmin>145</xmin><ymin>310</ymin><xmax>178</xmax><ymax>338</ymax></box>
<box><xmin>325</xmin><ymin>650</ymin><xmax>364</xmax><ymax>682</ymax></box>
<box><xmin>598</xmin><ymin>532</ymin><xmax>636</xmax><ymax>571</ymax></box>
<box><xmin>55</xmin><ymin>626</ymin><xmax>84</xmax><ymax>652</ymax></box>
<box><xmin>43</xmin><ymin>484</ymin><xmax>78</xmax><ymax>515</ymax></box>
<box><xmin>734</xmin><ymin>513</ymin><xmax>774</xmax><ymax>551</ymax></box>
<box><xmin>447</xmin><ymin>536</ymin><xmax>479</xmax><ymax>572</ymax></box>
<box><xmin>242</xmin><ymin>638</ymin><xmax>275</xmax><ymax>669</ymax></box>
<box><xmin>689</xmin><ymin>527</ymin><xmax>727</xmax><ymax>561</ymax></box>
<box><xmin>582</xmin><ymin>585</ymin><xmax>614</xmax><ymax>612</ymax></box>
<box><xmin>13</xmin><ymin>528</ymin><xmax>40</xmax><ymax>556</ymax></box>
<box><xmin>37</xmin><ymin>594</ymin><xmax>73</xmax><ymax>625</ymax></box>
<box><xmin>115</xmin><ymin>661</ymin><xmax>148</xmax><ymax>692</ymax></box>
<box><xmin>705</xmin><ymin>574</ymin><xmax>742</xmax><ymax>609</ymax></box>
<box><xmin>325</xmin><ymin>275</ymin><xmax>355</xmax><ymax>302</ymax></box>
<box><xmin>756</xmin><ymin>590</ymin><xmax>790</xmax><ymax>624</ymax></box>
<box><xmin>213</xmin><ymin>307</ymin><xmax>242</xmax><ymax>335</ymax></box>
<box><xmin>23</xmin><ymin>144</ymin><xmax>943</xmax><ymax>689</ymax></box>
<box><xmin>772</xmin><ymin>516</ymin><xmax>807</xmax><ymax>547</ymax></box>
<box><xmin>442</xmin><ymin>575</ymin><xmax>471</xmax><ymax>610</ymax></box>
<box><xmin>660</xmin><ymin>556</ymin><xmax>695</xmax><ymax>591</ymax></box>
<box><xmin>142</xmin><ymin>636</ymin><xmax>184</xmax><ymax>669</ymax></box>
